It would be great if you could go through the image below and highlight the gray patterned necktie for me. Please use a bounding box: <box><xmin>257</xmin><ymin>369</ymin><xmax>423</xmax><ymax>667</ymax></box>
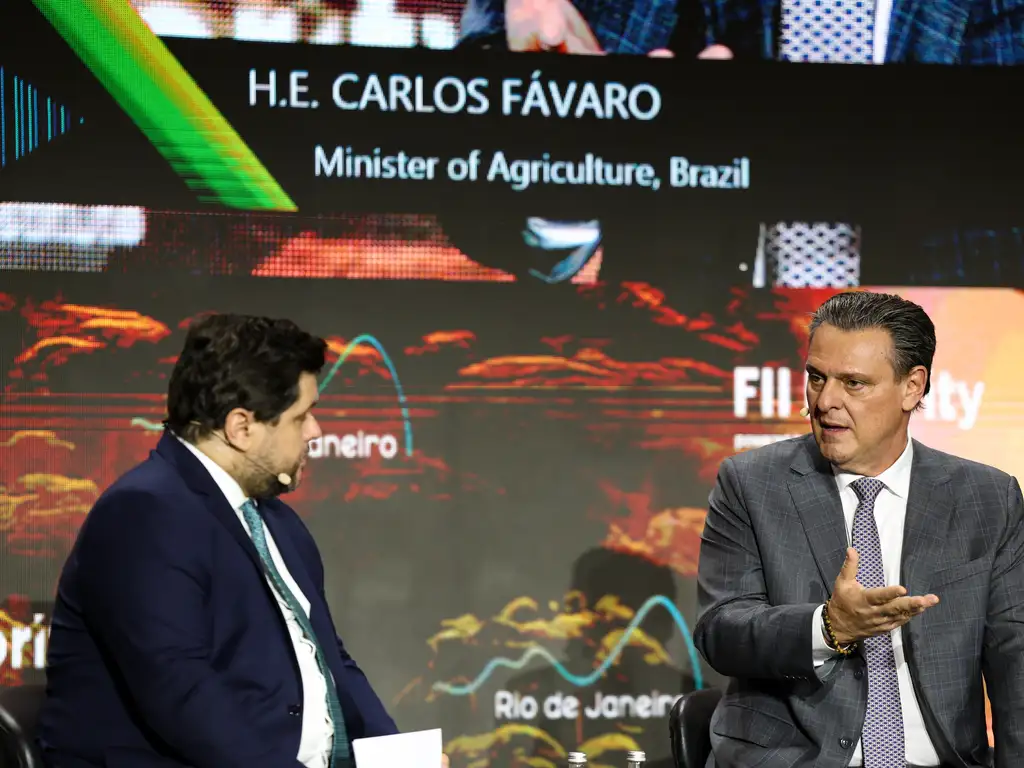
<box><xmin>241</xmin><ymin>500</ymin><xmax>351</xmax><ymax>767</ymax></box>
<box><xmin>780</xmin><ymin>0</ymin><xmax>876</xmax><ymax>63</ymax></box>
<box><xmin>850</xmin><ymin>478</ymin><xmax>904</xmax><ymax>767</ymax></box>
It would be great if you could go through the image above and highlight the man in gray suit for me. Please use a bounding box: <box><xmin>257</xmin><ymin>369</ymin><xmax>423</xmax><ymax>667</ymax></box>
<box><xmin>694</xmin><ymin>291</ymin><xmax>1024</xmax><ymax>768</ymax></box>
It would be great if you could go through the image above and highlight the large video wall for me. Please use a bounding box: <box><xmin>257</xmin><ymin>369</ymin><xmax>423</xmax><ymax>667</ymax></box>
<box><xmin>1</xmin><ymin>0</ymin><xmax>1022</xmax><ymax>764</ymax></box>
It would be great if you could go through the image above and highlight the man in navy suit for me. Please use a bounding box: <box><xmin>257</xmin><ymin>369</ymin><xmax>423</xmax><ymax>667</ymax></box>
<box><xmin>38</xmin><ymin>314</ymin><xmax>443</xmax><ymax>768</ymax></box>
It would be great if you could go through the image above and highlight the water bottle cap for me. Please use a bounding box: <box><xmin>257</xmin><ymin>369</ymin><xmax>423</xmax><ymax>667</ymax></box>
<box><xmin>567</xmin><ymin>752</ymin><xmax>587</xmax><ymax>764</ymax></box>
<box><xmin>626</xmin><ymin>751</ymin><xmax>646</xmax><ymax>761</ymax></box>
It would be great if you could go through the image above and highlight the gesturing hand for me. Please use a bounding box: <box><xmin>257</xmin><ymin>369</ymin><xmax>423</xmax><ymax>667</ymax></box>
<box><xmin>827</xmin><ymin>547</ymin><xmax>940</xmax><ymax>646</ymax></box>
<box><xmin>506</xmin><ymin>0</ymin><xmax>604</xmax><ymax>53</ymax></box>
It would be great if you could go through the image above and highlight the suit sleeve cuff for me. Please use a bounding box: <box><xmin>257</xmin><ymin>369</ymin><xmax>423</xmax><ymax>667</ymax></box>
<box><xmin>811</xmin><ymin>603</ymin><xmax>837</xmax><ymax>668</ymax></box>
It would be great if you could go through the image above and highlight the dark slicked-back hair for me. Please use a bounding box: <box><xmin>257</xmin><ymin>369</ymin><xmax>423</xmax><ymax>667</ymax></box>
<box><xmin>809</xmin><ymin>291</ymin><xmax>936</xmax><ymax>406</ymax></box>
<box><xmin>165</xmin><ymin>314</ymin><xmax>327</xmax><ymax>443</ymax></box>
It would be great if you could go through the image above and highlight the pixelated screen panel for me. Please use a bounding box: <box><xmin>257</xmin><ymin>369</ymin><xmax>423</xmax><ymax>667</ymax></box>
<box><xmin>5</xmin><ymin>203</ymin><xmax>1024</xmax><ymax>289</ymax></box>
<box><xmin>0</xmin><ymin>203</ymin><xmax>610</xmax><ymax>282</ymax></box>
<box><xmin>116</xmin><ymin>0</ymin><xmax>1024</xmax><ymax>66</ymax></box>
<box><xmin>3</xmin><ymin>0</ymin><xmax>1022</xmax><ymax>268</ymax></box>
<box><xmin>131</xmin><ymin>0</ymin><xmax>464</xmax><ymax>47</ymax></box>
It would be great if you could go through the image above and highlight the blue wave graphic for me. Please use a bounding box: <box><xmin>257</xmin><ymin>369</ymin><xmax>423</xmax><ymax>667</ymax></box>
<box><xmin>431</xmin><ymin>594</ymin><xmax>703</xmax><ymax>696</ymax></box>
<box><xmin>130</xmin><ymin>417</ymin><xmax>163</xmax><ymax>431</ymax></box>
<box><xmin>130</xmin><ymin>333</ymin><xmax>413</xmax><ymax>457</ymax></box>
<box><xmin>318</xmin><ymin>333</ymin><xmax>413</xmax><ymax>457</ymax></box>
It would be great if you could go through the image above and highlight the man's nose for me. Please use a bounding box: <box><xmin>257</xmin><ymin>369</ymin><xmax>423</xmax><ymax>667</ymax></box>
<box><xmin>305</xmin><ymin>415</ymin><xmax>323</xmax><ymax>441</ymax></box>
<box><xmin>816</xmin><ymin>379</ymin><xmax>845</xmax><ymax>412</ymax></box>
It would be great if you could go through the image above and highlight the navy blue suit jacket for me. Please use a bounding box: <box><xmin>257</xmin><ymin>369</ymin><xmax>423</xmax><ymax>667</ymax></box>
<box><xmin>38</xmin><ymin>430</ymin><xmax>398</xmax><ymax>768</ymax></box>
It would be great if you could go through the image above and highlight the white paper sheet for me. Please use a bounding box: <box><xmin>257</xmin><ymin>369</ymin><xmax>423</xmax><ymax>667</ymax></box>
<box><xmin>352</xmin><ymin>728</ymin><xmax>443</xmax><ymax>768</ymax></box>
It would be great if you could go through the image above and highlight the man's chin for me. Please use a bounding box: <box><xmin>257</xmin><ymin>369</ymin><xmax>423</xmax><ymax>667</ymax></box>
<box><xmin>279</xmin><ymin>463</ymin><xmax>305</xmax><ymax>493</ymax></box>
<box><xmin>814</xmin><ymin>435</ymin><xmax>852</xmax><ymax>464</ymax></box>
<box><xmin>250</xmin><ymin>473</ymin><xmax>296</xmax><ymax>499</ymax></box>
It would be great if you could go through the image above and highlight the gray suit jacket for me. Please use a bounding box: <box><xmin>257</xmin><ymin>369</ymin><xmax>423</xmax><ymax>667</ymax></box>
<box><xmin>694</xmin><ymin>434</ymin><xmax>1024</xmax><ymax>768</ymax></box>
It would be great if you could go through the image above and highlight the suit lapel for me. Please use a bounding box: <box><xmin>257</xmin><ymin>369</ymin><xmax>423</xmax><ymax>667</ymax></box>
<box><xmin>156</xmin><ymin>428</ymin><xmax>324</xmax><ymax>619</ymax></box>
<box><xmin>155</xmin><ymin>430</ymin><xmax>264</xmax><ymax>573</ymax></box>
<box><xmin>787</xmin><ymin>437</ymin><xmax>849</xmax><ymax>594</ymax></box>
<box><xmin>898</xmin><ymin>442</ymin><xmax>957</xmax><ymax>762</ymax></box>
<box><xmin>900</xmin><ymin>440</ymin><xmax>954</xmax><ymax>600</ymax></box>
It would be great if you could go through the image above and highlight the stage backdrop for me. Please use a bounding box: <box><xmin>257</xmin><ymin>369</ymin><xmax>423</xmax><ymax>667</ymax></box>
<box><xmin>2</xmin><ymin>0</ymin><xmax>1023</xmax><ymax>765</ymax></box>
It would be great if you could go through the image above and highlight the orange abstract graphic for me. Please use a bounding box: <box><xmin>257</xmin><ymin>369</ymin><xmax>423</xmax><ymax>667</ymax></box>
<box><xmin>602</xmin><ymin>507</ymin><xmax>706</xmax><ymax>577</ymax></box>
<box><xmin>633</xmin><ymin>433</ymin><xmax>736</xmax><ymax>483</ymax></box>
<box><xmin>8</xmin><ymin>300</ymin><xmax>170</xmax><ymax>386</ymax></box>
<box><xmin>405</xmin><ymin>331</ymin><xmax>477</xmax><ymax>356</ymax></box>
<box><xmin>0</xmin><ymin>473</ymin><xmax>96</xmax><ymax>557</ymax></box>
<box><xmin>617</xmin><ymin>282</ymin><xmax>759</xmax><ymax>347</ymax></box>
<box><xmin>591</xmin><ymin>479</ymin><xmax>707</xmax><ymax>577</ymax></box>
<box><xmin>0</xmin><ymin>431</ymin><xmax>92</xmax><ymax>556</ymax></box>
<box><xmin>0</xmin><ymin>431</ymin><xmax>76</xmax><ymax>452</ymax></box>
<box><xmin>248</xmin><ymin>217</ymin><xmax>604</xmax><ymax>284</ymax></box>
<box><xmin>454</xmin><ymin>346</ymin><xmax>730</xmax><ymax>389</ymax></box>
<box><xmin>252</xmin><ymin>231</ymin><xmax>516</xmax><ymax>281</ymax></box>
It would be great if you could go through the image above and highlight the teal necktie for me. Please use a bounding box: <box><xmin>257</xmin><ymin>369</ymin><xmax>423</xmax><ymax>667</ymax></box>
<box><xmin>241</xmin><ymin>500</ymin><xmax>351</xmax><ymax>767</ymax></box>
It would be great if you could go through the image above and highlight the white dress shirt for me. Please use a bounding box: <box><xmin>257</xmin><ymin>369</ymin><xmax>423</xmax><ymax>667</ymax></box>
<box><xmin>811</xmin><ymin>437</ymin><xmax>941</xmax><ymax>766</ymax></box>
<box><xmin>870</xmin><ymin>0</ymin><xmax>894</xmax><ymax>64</ymax></box>
<box><xmin>178</xmin><ymin>438</ymin><xmax>334</xmax><ymax>768</ymax></box>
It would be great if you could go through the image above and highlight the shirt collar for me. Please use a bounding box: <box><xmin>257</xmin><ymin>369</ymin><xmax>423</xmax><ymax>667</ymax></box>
<box><xmin>176</xmin><ymin>434</ymin><xmax>249</xmax><ymax>511</ymax></box>
<box><xmin>832</xmin><ymin>435</ymin><xmax>914</xmax><ymax>500</ymax></box>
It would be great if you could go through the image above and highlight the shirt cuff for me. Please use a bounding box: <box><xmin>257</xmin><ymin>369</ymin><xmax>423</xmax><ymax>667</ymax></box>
<box><xmin>811</xmin><ymin>603</ymin><xmax>838</xmax><ymax>667</ymax></box>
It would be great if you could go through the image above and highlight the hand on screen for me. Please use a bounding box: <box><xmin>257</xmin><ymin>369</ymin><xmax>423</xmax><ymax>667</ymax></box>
<box><xmin>647</xmin><ymin>45</ymin><xmax>734</xmax><ymax>59</ymax></box>
<box><xmin>827</xmin><ymin>547</ymin><xmax>939</xmax><ymax>646</ymax></box>
<box><xmin>505</xmin><ymin>0</ymin><xmax>604</xmax><ymax>53</ymax></box>
<box><xmin>503</xmin><ymin>0</ymin><xmax>734</xmax><ymax>60</ymax></box>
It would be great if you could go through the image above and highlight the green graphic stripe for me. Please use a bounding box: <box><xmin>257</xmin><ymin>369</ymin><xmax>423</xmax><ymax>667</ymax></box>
<box><xmin>31</xmin><ymin>0</ymin><xmax>296</xmax><ymax>211</ymax></box>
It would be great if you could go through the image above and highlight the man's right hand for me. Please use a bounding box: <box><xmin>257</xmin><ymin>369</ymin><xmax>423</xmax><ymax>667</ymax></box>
<box><xmin>504</xmin><ymin>0</ymin><xmax>739</xmax><ymax>59</ymax></box>
<box><xmin>506</xmin><ymin>0</ymin><xmax>604</xmax><ymax>53</ymax></box>
<box><xmin>827</xmin><ymin>547</ymin><xmax>940</xmax><ymax>646</ymax></box>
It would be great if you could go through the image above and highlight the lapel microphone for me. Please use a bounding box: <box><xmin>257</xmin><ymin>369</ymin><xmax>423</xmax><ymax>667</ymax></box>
<box><xmin>799</xmin><ymin>406</ymin><xmax>810</xmax><ymax>418</ymax></box>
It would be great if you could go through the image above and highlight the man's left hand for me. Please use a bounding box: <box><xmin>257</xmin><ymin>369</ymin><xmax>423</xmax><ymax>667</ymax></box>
<box><xmin>442</xmin><ymin>754</ymin><xmax>449</xmax><ymax>767</ymax></box>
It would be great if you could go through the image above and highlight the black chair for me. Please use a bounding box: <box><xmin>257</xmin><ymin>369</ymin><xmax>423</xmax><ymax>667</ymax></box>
<box><xmin>0</xmin><ymin>684</ymin><xmax>46</xmax><ymax>768</ymax></box>
<box><xmin>669</xmin><ymin>687</ymin><xmax>723</xmax><ymax>768</ymax></box>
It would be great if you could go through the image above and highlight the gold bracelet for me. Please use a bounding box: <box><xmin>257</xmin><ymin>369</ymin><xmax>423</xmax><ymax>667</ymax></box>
<box><xmin>822</xmin><ymin>600</ymin><xmax>857</xmax><ymax>656</ymax></box>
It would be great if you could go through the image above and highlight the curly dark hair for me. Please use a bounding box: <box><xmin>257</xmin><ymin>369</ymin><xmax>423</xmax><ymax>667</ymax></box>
<box><xmin>165</xmin><ymin>314</ymin><xmax>327</xmax><ymax>442</ymax></box>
